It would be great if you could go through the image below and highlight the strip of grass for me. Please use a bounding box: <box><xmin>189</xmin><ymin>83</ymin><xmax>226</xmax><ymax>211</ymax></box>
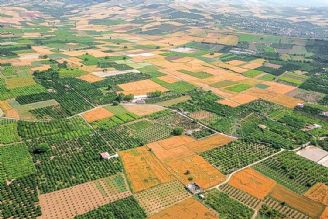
<box><xmin>152</xmin><ymin>78</ymin><xmax>195</xmax><ymax>93</ymax></box>
<box><xmin>243</xmin><ymin>69</ymin><xmax>263</xmax><ymax>78</ymax></box>
<box><xmin>139</xmin><ymin>65</ymin><xmax>165</xmax><ymax>78</ymax></box>
<box><xmin>58</xmin><ymin>68</ymin><xmax>86</xmax><ymax>78</ymax></box>
<box><xmin>179</xmin><ymin>69</ymin><xmax>212</xmax><ymax>79</ymax></box>
<box><xmin>211</xmin><ymin>80</ymin><xmax>238</xmax><ymax>88</ymax></box>
<box><xmin>226</xmin><ymin>84</ymin><xmax>252</xmax><ymax>92</ymax></box>
<box><xmin>258</xmin><ymin>74</ymin><xmax>275</xmax><ymax>81</ymax></box>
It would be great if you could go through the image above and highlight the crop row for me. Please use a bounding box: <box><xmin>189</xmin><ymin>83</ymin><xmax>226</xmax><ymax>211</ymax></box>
<box><xmin>254</xmin><ymin>151</ymin><xmax>328</xmax><ymax>194</ymax></box>
<box><xmin>201</xmin><ymin>141</ymin><xmax>279</xmax><ymax>174</ymax></box>
<box><xmin>28</xmin><ymin>133</ymin><xmax>122</xmax><ymax>193</ymax></box>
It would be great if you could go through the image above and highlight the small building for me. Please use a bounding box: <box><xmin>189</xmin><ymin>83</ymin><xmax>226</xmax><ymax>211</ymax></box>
<box><xmin>185</xmin><ymin>183</ymin><xmax>203</xmax><ymax>195</ymax></box>
<box><xmin>321</xmin><ymin>112</ymin><xmax>328</xmax><ymax>117</ymax></box>
<box><xmin>185</xmin><ymin>130</ymin><xmax>193</xmax><ymax>136</ymax></box>
<box><xmin>258</xmin><ymin>124</ymin><xmax>267</xmax><ymax>130</ymax></box>
<box><xmin>303</xmin><ymin>124</ymin><xmax>322</xmax><ymax>131</ymax></box>
<box><xmin>297</xmin><ymin>103</ymin><xmax>304</xmax><ymax>108</ymax></box>
<box><xmin>100</xmin><ymin>152</ymin><xmax>110</xmax><ymax>160</ymax></box>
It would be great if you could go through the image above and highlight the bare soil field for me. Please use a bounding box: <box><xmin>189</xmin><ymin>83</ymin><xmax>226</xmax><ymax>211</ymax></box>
<box><xmin>147</xmin><ymin>137</ymin><xmax>196</xmax><ymax>162</ymax></box>
<box><xmin>166</xmin><ymin>154</ymin><xmax>226</xmax><ymax>189</ymax></box>
<box><xmin>81</xmin><ymin>107</ymin><xmax>113</xmax><ymax>123</ymax></box>
<box><xmin>158</xmin><ymin>75</ymin><xmax>179</xmax><ymax>83</ymax></box>
<box><xmin>118</xmin><ymin>79</ymin><xmax>168</xmax><ymax>95</ymax></box>
<box><xmin>39</xmin><ymin>174</ymin><xmax>131</xmax><ymax>219</ymax></box>
<box><xmin>135</xmin><ymin>180</ymin><xmax>191</xmax><ymax>216</ymax></box>
<box><xmin>297</xmin><ymin>146</ymin><xmax>328</xmax><ymax>162</ymax></box>
<box><xmin>240</xmin><ymin>59</ymin><xmax>265</xmax><ymax>70</ymax></box>
<box><xmin>149</xmin><ymin>197</ymin><xmax>218</xmax><ymax>219</ymax></box>
<box><xmin>321</xmin><ymin>208</ymin><xmax>328</xmax><ymax>219</ymax></box>
<box><xmin>0</xmin><ymin>101</ymin><xmax>19</xmax><ymax>119</ymax></box>
<box><xmin>219</xmin><ymin>93</ymin><xmax>258</xmax><ymax>107</ymax></box>
<box><xmin>187</xmin><ymin>133</ymin><xmax>235</xmax><ymax>153</ymax></box>
<box><xmin>228</xmin><ymin>168</ymin><xmax>276</xmax><ymax>200</ymax></box>
<box><xmin>122</xmin><ymin>104</ymin><xmax>165</xmax><ymax>116</ymax></box>
<box><xmin>157</xmin><ymin>96</ymin><xmax>191</xmax><ymax>107</ymax></box>
<box><xmin>227</xmin><ymin>60</ymin><xmax>247</xmax><ymax>66</ymax></box>
<box><xmin>79</xmin><ymin>74</ymin><xmax>104</xmax><ymax>83</ymax></box>
<box><xmin>269</xmin><ymin>184</ymin><xmax>325</xmax><ymax>218</ymax></box>
<box><xmin>305</xmin><ymin>183</ymin><xmax>328</xmax><ymax>206</ymax></box>
<box><xmin>119</xmin><ymin>146</ymin><xmax>174</xmax><ymax>193</ymax></box>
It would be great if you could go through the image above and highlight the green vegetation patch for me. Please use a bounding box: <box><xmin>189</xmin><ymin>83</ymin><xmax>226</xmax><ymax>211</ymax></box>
<box><xmin>75</xmin><ymin>196</ymin><xmax>146</xmax><ymax>219</ymax></box>
<box><xmin>139</xmin><ymin>65</ymin><xmax>165</xmax><ymax>78</ymax></box>
<box><xmin>178</xmin><ymin>69</ymin><xmax>212</xmax><ymax>79</ymax></box>
<box><xmin>152</xmin><ymin>78</ymin><xmax>195</xmax><ymax>93</ymax></box>
<box><xmin>243</xmin><ymin>69</ymin><xmax>263</xmax><ymax>78</ymax></box>
<box><xmin>258</xmin><ymin>74</ymin><xmax>275</xmax><ymax>81</ymax></box>
<box><xmin>28</xmin><ymin>133</ymin><xmax>122</xmax><ymax>193</ymax></box>
<box><xmin>255</xmin><ymin>84</ymin><xmax>269</xmax><ymax>89</ymax></box>
<box><xmin>226</xmin><ymin>83</ymin><xmax>252</xmax><ymax>92</ymax></box>
<box><xmin>58</xmin><ymin>68</ymin><xmax>86</xmax><ymax>78</ymax></box>
<box><xmin>0</xmin><ymin>119</ymin><xmax>20</xmax><ymax>144</ymax></box>
<box><xmin>0</xmin><ymin>175</ymin><xmax>41</xmax><ymax>218</ymax></box>
<box><xmin>0</xmin><ymin>143</ymin><xmax>35</xmax><ymax>183</ymax></box>
<box><xmin>201</xmin><ymin>141</ymin><xmax>278</xmax><ymax>174</ymax></box>
<box><xmin>205</xmin><ymin>189</ymin><xmax>253</xmax><ymax>219</ymax></box>
<box><xmin>211</xmin><ymin>80</ymin><xmax>238</xmax><ymax>88</ymax></box>
<box><xmin>254</xmin><ymin>151</ymin><xmax>328</xmax><ymax>194</ymax></box>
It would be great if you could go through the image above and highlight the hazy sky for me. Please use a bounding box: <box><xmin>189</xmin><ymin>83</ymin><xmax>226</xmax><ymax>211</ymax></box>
<box><xmin>184</xmin><ymin>0</ymin><xmax>328</xmax><ymax>7</ymax></box>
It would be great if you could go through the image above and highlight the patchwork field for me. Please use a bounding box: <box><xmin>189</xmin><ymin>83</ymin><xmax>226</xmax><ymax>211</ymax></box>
<box><xmin>39</xmin><ymin>174</ymin><xmax>131</xmax><ymax>219</ymax></box>
<box><xmin>122</xmin><ymin>104</ymin><xmax>165</xmax><ymax>116</ymax></box>
<box><xmin>119</xmin><ymin>146</ymin><xmax>174</xmax><ymax>192</ymax></box>
<box><xmin>305</xmin><ymin>183</ymin><xmax>328</xmax><ymax>206</ymax></box>
<box><xmin>269</xmin><ymin>184</ymin><xmax>325</xmax><ymax>218</ymax></box>
<box><xmin>228</xmin><ymin>168</ymin><xmax>276</xmax><ymax>200</ymax></box>
<box><xmin>149</xmin><ymin>198</ymin><xmax>218</xmax><ymax>219</ymax></box>
<box><xmin>166</xmin><ymin>154</ymin><xmax>226</xmax><ymax>189</ymax></box>
<box><xmin>1</xmin><ymin>1</ymin><xmax>328</xmax><ymax>219</ymax></box>
<box><xmin>135</xmin><ymin>180</ymin><xmax>191</xmax><ymax>216</ymax></box>
<box><xmin>118</xmin><ymin>79</ymin><xmax>168</xmax><ymax>95</ymax></box>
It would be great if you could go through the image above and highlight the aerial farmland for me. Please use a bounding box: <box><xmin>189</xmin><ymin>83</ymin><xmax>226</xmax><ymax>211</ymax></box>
<box><xmin>1</xmin><ymin>0</ymin><xmax>328</xmax><ymax>218</ymax></box>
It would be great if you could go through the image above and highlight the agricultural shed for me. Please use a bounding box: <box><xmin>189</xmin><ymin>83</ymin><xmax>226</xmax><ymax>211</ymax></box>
<box><xmin>185</xmin><ymin>183</ymin><xmax>203</xmax><ymax>195</ymax></box>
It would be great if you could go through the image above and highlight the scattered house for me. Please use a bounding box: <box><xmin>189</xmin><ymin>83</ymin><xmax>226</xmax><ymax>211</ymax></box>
<box><xmin>198</xmin><ymin>194</ymin><xmax>205</xmax><ymax>200</ymax></box>
<box><xmin>303</xmin><ymin>124</ymin><xmax>322</xmax><ymax>131</ymax></box>
<box><xmin>100</xmin><ymin>152</ymin><xmax>119</xmax><ymax>160</ymax></box>
<box><xmin>185</xmin><ymin>130</ymin><xmax>193</xmax><ymax>136</ymax></box>
<box><xmin>135</xmin><ymin>99</ymin><xmax>146</xmax><ymax>104</ymax></box>
<box><xmin>185</xmin><ymin>183</ymin><xmax>203</xmax><ymax>195</ymax></box>
<box><xmin>321</xmin><ymin>112</ymin><xmax>328</xmax><ymax>117</ymax></box>
<box><xmin>132</xmin><ymin>95</ymin><xmax>147</xmax><ymax>104</ymax></box>
<box><xmin>258</xmin><ymin>124</ymin><xmax>267</xmax><ymax>130</ymax></box>
<box><xmin>297</xmin><ymin>103</ymin><xmax>304</xmax><ymax>108</ymax></box>
<box><xmin>100</xmin><ymin>152</ymin><xmax>110</xmax><ymax>160</ymax></box>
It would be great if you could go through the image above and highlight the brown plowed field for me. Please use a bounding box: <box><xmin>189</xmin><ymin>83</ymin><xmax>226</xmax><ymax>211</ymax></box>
<box><xmin>79</xmin><ymin>74</ymin><xmax>104</xmax><ymax>83</ymax></box>
<box><xmin>119</xmin><ymin>146</ymin><xmax>174</xmax><ymax>192</ymax></box>
<box><xmin>149</xmin><ymin>197</ymin><xmax>218</xmax><ymax>219</ymax></box>
<box><xmin>228</xmin><ymin>168</ymin><xmax>276</xmax><ymax>200</ymax></box>
<box><xmin>38</xmin><ymin>174</ymin><xmax>131</xmax><ymax>219</ymax></box>
<box><xmin>167</xmin><ymin>154</ymin><xmax>226</xmax><ymax>189</ymax></box>
<box><xmin>135</xmin><ymin>180</ymin><xmax>191</xmax><ymax>216</ymax></box>
<box><xmin>305</xmin><ymin>183</ymin><xmax>328</xmax><ymax>206</ymax></box>
<box><xmin>188</xmin><ymin>133</ymin><xmax>234</xmax><ymax>153</ymax></box>
<box><xmin>81</xmin><ymin>107</ymin><xmax>113</xmax><ymax>123</ymax></box>
<box><xmin>118</xmin><ymin>79</ymin><xmax>168</xmax><ymax>95</ymax></box>
<box><xmin>270</xmin><ymin>184</ymin><xmax>325</xmax><ymax>218</ymax></box>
